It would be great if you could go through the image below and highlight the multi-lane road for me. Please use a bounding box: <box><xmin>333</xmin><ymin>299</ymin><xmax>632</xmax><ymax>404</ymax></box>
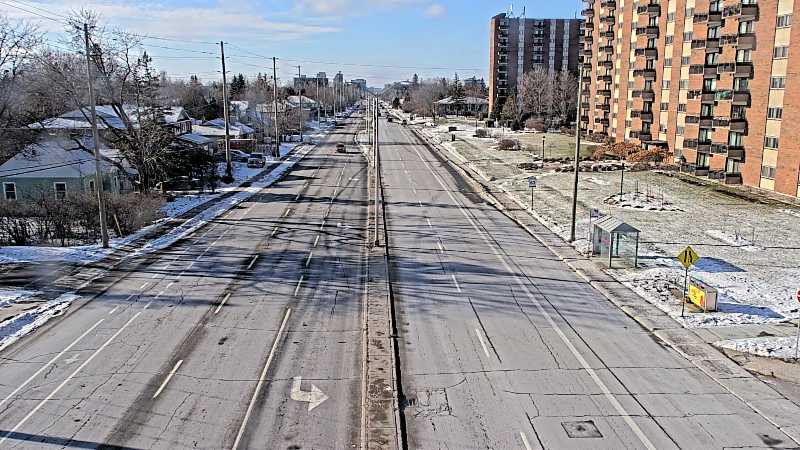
<box><xmin>0</xmin><ymin>109</ymin><xmax>798</xmax><ymax>449</ymax></box>
<box><xmin>0</xmin><ymin>118</ymin><xmax>368</xmax><ymax>449</ymax></box>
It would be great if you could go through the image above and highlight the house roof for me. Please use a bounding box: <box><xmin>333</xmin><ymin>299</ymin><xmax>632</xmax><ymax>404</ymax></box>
<box><xmin>286</xmin><ymin>95</ymin><xmax>318</xmax><ymax>108</ymax></box>
<box><xmin>32</xmin><ymin>105</ymin><xmax>188</xmax><ymax>130</ymax></box>
<box><xmin>435</xmin><ymin>96</ymin><xmax>489</xmax><ymax>106</ymax></box>
<box><xmin>593</xmin><ymin>216</ymin><xmax>640</xmax><ymax>234</ymax></box>
<box><xmin>0</xmin><ymin>139</ymin><xmax>121</xmax><ymax>179</ymax></box>
<box><xmin>177</xmin><ymin>133</ymin><xmax>214</xmax><ymax>146</ymax></box>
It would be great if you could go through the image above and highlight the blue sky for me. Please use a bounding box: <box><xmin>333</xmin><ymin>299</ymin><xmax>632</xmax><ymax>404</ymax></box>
<box><xmin>4</xmin><ymin>0</ymin><xmax>583</xmax><ymax>86</ymax></box>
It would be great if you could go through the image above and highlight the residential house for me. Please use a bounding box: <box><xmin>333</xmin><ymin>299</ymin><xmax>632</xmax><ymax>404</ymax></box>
<box><xmin>435</xmin><ymin>96</ymin><xmax>489</xmax><ymax>117</ymax></box>
<box><xmin>0</xmin><ymin>137</ymin><xmax>135</xmax><ymax>202</ymax></box>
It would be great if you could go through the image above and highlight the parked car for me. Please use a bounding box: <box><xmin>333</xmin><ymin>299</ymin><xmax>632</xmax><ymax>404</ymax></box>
<box><xmin>230</xmin><ymin>150</ymin><xmax>250</xmax><ymax>162</ymax></box>
<box><xmin>156</xmin><ymin>176</ymin><xmax>200</xmax><ymax>192</ymax></box>
<box><xmin>247</xmin><ymin>153</ymin><xmax>266</xmax><ymax>168</ymax></box>
<box><xmin>336</xmin><ymin>143</ymin><xmax>346</xmax><ymax>154</ymax></box>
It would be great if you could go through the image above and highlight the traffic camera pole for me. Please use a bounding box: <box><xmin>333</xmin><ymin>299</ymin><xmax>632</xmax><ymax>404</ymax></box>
<box><xmin>569</xmin><ymin>66</ymin><xmax>584</xmax><ymax>243</ymax></box>
<box><xmin>82</xmin><ymin>23</ymin><xmax>109</xmax><ymax>248</ymax></box>
<box><xmin>220</xmin><ymin>41</ymin><xmax>232</xmax><ymax>179</ymax></box>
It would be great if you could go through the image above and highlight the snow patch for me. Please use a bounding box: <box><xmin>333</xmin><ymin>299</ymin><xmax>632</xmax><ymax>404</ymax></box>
<box><xmin>717</xmin><ymin>335</ymin><xmax>800</xmax><ymax>360</ymax></box>
<box><xmin>0</xmin><ymin>293</ymin><xmax>77</xmax><ymax>353</ymax></box>
<box><xmin>705</xmin><ymin>229</ymin><xmax>760</xmax><ymax>252</ymax></box>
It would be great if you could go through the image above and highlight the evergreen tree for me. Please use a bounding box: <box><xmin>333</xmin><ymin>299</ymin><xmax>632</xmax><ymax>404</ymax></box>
<box><xmin>450</xmin><ymin>72</ymin><xmax>466</xmax><ymax>116</ymax></box>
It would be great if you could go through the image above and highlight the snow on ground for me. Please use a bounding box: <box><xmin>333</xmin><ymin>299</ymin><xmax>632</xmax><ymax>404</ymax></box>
<box><xmin>0</xmin><ymin>293</ymin><xmax>77</xmax><ymax>352</ymax></box>
<box><xmin>0</xmin><ymin>288</ymin><xmax>40</xmax><ymax>308</ymax></box>
<box><xmin>415</xmin><ymin>121</ymin><xmax>800</xmax><ymax>349</ymax></box>
<box><xmin>718</xmin><ymin>335</ymin><xmax>800</xmax><ymax>360</ymax></box>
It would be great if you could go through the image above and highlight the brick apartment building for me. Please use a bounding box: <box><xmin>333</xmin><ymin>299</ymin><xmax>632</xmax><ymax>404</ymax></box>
<box><xmin>581</xmin><ymin>0</ymin><xmax>800</xmax><ymax>198</ymax></box>
<box><xmin>488</xmin><ymin>13</ymin><xmax>583</xmax><ymax>115</ymax></box>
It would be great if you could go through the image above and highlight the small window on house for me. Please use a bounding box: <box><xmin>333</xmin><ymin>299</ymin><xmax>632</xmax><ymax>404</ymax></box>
<box><xmin>764</xmin><ymin>136</ymin><xmax>780</xmax><ymax>149</ymax></box>
<box><xmin>777</xmin><ymin>14</ymin><xmax>793</xmax><ymax>28</ymax></box>
<box><xmin>678</xmin><ymin>103</ymin><xmax>687</xmax><ymax>112</ymax></box>
<box><xmin>3</xmin><ymin>182</ymin><xmax>16</xmax><ymax>201</ymax></box>
<box><xmin>683</xmin><ymin>32</ymin><xmax>693</xmax><ymax>42</ymax></box>
<box><xmin>774</xmin><ymin>46</ymin><xmax>789</xmax><ymax>59</ymax></box>
<box><xmin>54</xmin><ymin>182</ymin><xmax>67</xmax><ymax>200</ymax></box>
<box><xmin>767</xmin><ymin>107</ymin><xmax>783</xmax><ymax>119</ymax></box>
<box><xmin>761</xmin><ymin>165</ymin><xmax>777</xmax><ymax>179</ymax></box>
<box><xmin>771</xmin><ymin>77</ymin><xmax>786</xmax><ymax>89</ymax></box>
<box><xmin>660</xmin><ymin>102</ymin><xmax>669</xmax><ymax>111</ymax></box>
<box><xmin>667</xmin><ymin>12</ymin><xmax>675</xmax><ymax>22</ymax></box>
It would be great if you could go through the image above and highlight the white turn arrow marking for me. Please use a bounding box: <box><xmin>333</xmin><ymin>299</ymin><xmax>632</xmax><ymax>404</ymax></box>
<box><xmin>290</xmin><ymin>376</ymin><xmax>329</xmax><ymax>412</ymax></box>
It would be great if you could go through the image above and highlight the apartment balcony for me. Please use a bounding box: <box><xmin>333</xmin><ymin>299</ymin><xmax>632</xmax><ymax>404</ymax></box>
<box><xmin>597</xmin><ymin>89</ymin><xmax>612</xmax><ymax>97</ymax></box>
<box><xmin>708</xmin><ymin>11</ymin><xmax>723</xmax><ymax>24</ymax></box>
<box><xmin>633</xmin><ymin>68</ymin><xmax>657</xmax><ymax>79</ymax></box>
<box><xmin>640</xmin><ymin>89</ymin><xmax>655</xmax><ymax>101</ymax></box>
<box><xmin>635</xmin><ymin>26</ymin><xmax>660</xmax><ymax>37</ymax></box>
<box><xmin>737</xmin><ymin>33</ymin><xmax>756</xmax><ymax>50</ymax></box>
<box><xmin>684</xmin><ymin>138</ymin><xmax>698</xmax><ymax>148</ymax></box>
<box><xmin>705</xmin><ymin>38</ymin><xmax>720</xmax><ymax>51</ymax></box>
<box><xmin>598</xmin><ymin>103</ymin><xmax>611</xmax><ymax>111</ymax></box>
<box><xmin>721</xmin><ymin>34</ymin><xmax>739</xmax><ymax>46</ymax></box>
<box><xmin>704</xmin><ymin>66</ymin><xmax>719</xmax><ymax>77</ymax></box>
<box><xmin>582</xmin><ymin>8</ymin><xmax>595</xmax><ymax>16</ymax></box>
<box><xmin>713</xmin><ymin>117</ymin><xmax>730</xmax><ymax>127</ymax></box>
<box><xmin>727</xmin><ymin>146</ymin><xmax>745</xmax><ymax>159</ymax></box>
<box><xmin>631</xmin><ymin>110</ymin><xmax>654</xmax><ymax>122</ymax></box>
<box><xmin>583</xmin><ymin>48</ymin><xmax>594</xmax><ymax>57</ymax></box>
<box><xmin>729</xmin><ymin>118</ymin><xmax>748</xmax><ymax>133</ymax></box>
<box><xmin>601</xmin><ymin>30</ymin><xmax>615</xmax><ymax>38</ymax></box>
<box><xmin>582</xmin><ymin>75</ymin><xmax>592</xmax><ymax>83</ymax></box>
<box><xmin>711</xmin><ymin>143</ymin><xmax>728</xmax><ymax>154</ymax></box>
<box><xmin>741</xmin><ymin>4</ymin><xmax>759</xmax><ymax>20</ymax></box>
<box><xmin>732</xmin><ymin>91</ymin><xmax>751</xmax><ymax>105</ymax></box>
<box><xmin>600</xmin><ymin>15</ymin><xmax>615</xmax><ymax>23</ymax></box>
<box><xmin>600</xmin><ymin>0</ymin><xmax>616</xmax><ymax>7</ymax></box>
<box><xmin>697</xmin><ymin>141</ymin><xmax>712</xmax><ymax>153</ymax></box>
<box><xmin>583</xmin><ymin>62</ymin><xmax>593</xmax><ymax>69</ymax></box>
<box><xmin>595</xmin><ymin>117</ymin><xmax>610</xmax><ymax>125</ymax></box>
<box><xmin>599</xmin><ymin>60</ymin><xmax>614</xmax><ymax>68</ymax></box>
<box><xmin>691</xmin><ymin>39</ymin><xmax>706</xmax><ymax>49</ymax></box>
<box><xmin>735</xmin><ymin>63</ymin><xmax>754</xmax><ymax>77</ymax></box>
<box><xmin>599</xmin><ymin>74</ymin><xmax>613</xmax><ymax>82</ymax></box>
<box><xmin>585</xmin><ymin>22</ymin><xmax>595</xmax><ymax>30</ymax></box>
<box><xmin>724</xmin><ymin>172</ymin><xmax>743</xmax><ymax>185</ymax></box>
<box><xmin>636</xmin><ymin>132</ymin><xmax>653</xmax><ymax>142</ymax></box>
<box><xmin>581</xmin><ymin>115</ymin><xmax>590</xmax><ymax>123</ymax></box>
<box><xmin>699</xmin><ymin>116</ymin><xmax>715</xmax><ymax>127</ymax></box>
<box><xmin>685</xmin><ymin>115</ymin><xmax>700</xmax><ymax>124</ymax></box>
<box><xmin>634</xmin><ymin>47</ymin><xmax>658</xmax><ymax>58</ymax></box>
<box><xmin>717</xmin><ymin>63</ymin><xmax>736</xmax><ymax>74</ymax></box>
<box><xmin>701</xmin><ymin>92</ymin><xmax>716</xmax><ymax>103</ymax></box>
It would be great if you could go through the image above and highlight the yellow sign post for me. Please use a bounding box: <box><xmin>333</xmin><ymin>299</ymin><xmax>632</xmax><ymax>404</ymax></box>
<box><xmin>677</xmin><ymin>246</ymin><xmax>701</xmax><ymax>317</ymax></box>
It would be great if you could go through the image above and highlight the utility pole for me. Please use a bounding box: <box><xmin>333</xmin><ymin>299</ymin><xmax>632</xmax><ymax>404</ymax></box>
<box><xmin>272</xmin><ymin>57</ymin><xmax>280</xmax><ymax>158</ymax></box>
<box><xmin>297</xmin><ymin>66</ymin><xmax>303</xmax><ymax>143</ymax></box>
<box><xmin>569</xmin><ymin>66</ymin><xmax>584</xmax><ymax>243</ymax></box>
<box><xmin>82</xmin><ymin>23</ymin><xmax>109</xmax><ymax>249</ymax></box>
<box><xmin>219</xmin><ymin>41</ymin><xmax>232</xmax><ymax>179</ymax></box>
<box><xmin>316</xmin><ymin>76</ymin><xmax>321</xmax><ymax>127</ymax></box>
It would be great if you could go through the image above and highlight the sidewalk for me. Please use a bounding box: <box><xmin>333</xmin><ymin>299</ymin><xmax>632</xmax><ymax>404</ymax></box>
<box><xmin>0</xmin><ymin>143</ymin><xmax>316</xmax><ymax>351</ymax></box>
<box><xmin>406</xmin><ymin>122</ymin><xmax>800</xmax><ymax>446</ymax></box>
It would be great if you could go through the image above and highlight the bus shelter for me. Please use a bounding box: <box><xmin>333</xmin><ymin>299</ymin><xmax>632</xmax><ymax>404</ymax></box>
<box><xmin>591</xmin><ymin>216</ymin><xmax>640</xmax><ymax>268</ymax></box>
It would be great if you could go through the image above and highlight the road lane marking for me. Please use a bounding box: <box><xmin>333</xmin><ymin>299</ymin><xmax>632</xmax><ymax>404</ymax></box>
<box><xmin>426</xmin><ymin>218</ymin><xmax>433</xmax><ymax>228</ymax></box>
<box><xmin>475</xmin><ymin>328</ymin><xmax>491</xmax><ymax>359</ymax></box>
<box><xmin>437</xmin><ymin>241</ymin><xmax>445</xmax><ymax>254</ymax></box>
<box><xmin>450</xmin><ymin>274</ymin><xmax>461</xmax><ymax>293</ymax></box>
<box><xmin>0</xmin><ymin>318</ymin><xmax>105</xmax><ymax>412</ymax></box>
<box><xmin>293</xmin><ymin>276</ymin><xmax>305</xmax><ymax>297</ymax></box>
<box><xmin>520</xmin><ymin>432</ymin><xmax>533</xmax><ymax>450</ymax></box>
<box><xmin>283</xmin><ymin>208</ymin><xmax>292</xmax><ymax>217</ymax></box>
<box><xmin>0</xmin><ymin>312</ymin><xmax>141</xmax><ymax>446</ymax></box>
<box><xmin>313</xmin><ymin>234</ymin><xmax>320</xmax><ymax>248</ymax></box>
<box><xmin>271</xmin><ymin>227</ymin><xmax>279</xmax><ymax>237</ymax></box>
<box><xmin>305</xmin><ymin>252</ymin><xmax>313</xmax><ymax>267</ymax></box>
<box><xmin>246</xmin><ymin>255</ymin><xmax>258</xmax><ymax>270</ymax></box>
<box><xmin>152</xmin><ymin>359</ymin><xmax>183</xmax><ymax>399</ymax></box>
<box><xmin>231</xmin><ymin>308</ymin><xmax>292</xmax><ymax>450</ymax></box>
<box><xmin>108</xmin><ymin>306</ymin><xmax>119</xmax><ymax>315</ymax></box>
<box><xmin>215</xmin><ymin>293</ymin><xmax>232</xmax><ymax>314</ymax></box>
<box><xmin>319</xmin><ymin>220</ymin><xmax>326</xmax><ymax>230</ymax></box>
<box><xmin>139</xmin><ymin>282</ymin><xmax>150</xmax><ymax>290</ymax></box>
<box><xmin>410</xmin><ymin>143</ymin><xmax>657</xmax><ymax>450</ymax></box>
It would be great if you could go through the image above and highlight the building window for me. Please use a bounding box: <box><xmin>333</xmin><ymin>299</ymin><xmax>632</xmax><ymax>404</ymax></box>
<box><xmin>660</xmin><ymin>102</ymin><xmax>669</xmax><ymax>110</ymax></box>
<box><xmin>54</xmin><ymin>182</ymin><xmax>67</xmax><ymax>200</ymax></box>
<box><xmin>677</xmin><ymin>126</ymin><xmax>685</xmax><ymax>135</ymax></box>
<box><xmin>659</xmin><ymin>123</ymin><xmax>668</xmax><ymax>132</ymax></box>
<box><xmin>777</xmin><ymin>14</ymin><xmax>793</xmax><ymax>28</ymax></box>
<box><xmin>767</xmin><ymin>107</ymin><xmax>783</xmax><ymax>119</ymax></box>
<box><xmin>665</xmin><ymin>35</ymin><xmax>674</xmax><ymax>45</ymax></box>
<box><xmin>665</xmin><ymin>58</ymin><xmax>672</xmax><ymax>67</ymax></box>
<box><xmin>662</xmin><ymin>80</ymin><xmax>671</xmax><ymax>89</ymax></box>
<box><xmin>771</xmin><ymin>77</ymin><xmax>786</xmax><ymax>89</ymax></box>
<box><xmin>685</xmin><ymin>7</ymin><xmax>695</xmax><ymax>17</ymax></box>
<box><xmin>667</xmin><ymin>12</ymin><xmax>675</xmax><ymax>22</ymax></box>
<box><xmin>697</xmin><ymin>152</ymin><xmax>710</xmax><ymax>167</ymax></box>
<box><xmin>739</xmin><ymin>21</ymin><xmax>754</xmax><ymax>34</ymax></box>
<box><xmin>736</xmin><ymin>49</ymin><xmax>752</xmax><ymax>63</ymax></box>
<box><xmin>681</xmin><ymin>56</ymin><xmax>691</xmax><ymax>65</ymax></box>
<box><xmin>729</xmin><ymin>131</ymin><xmax>743</xmax><ymax>147</ymax></box>
<box><xmin>774</xmin><ymin>46</ymin><xmax>789</xmax><ymax>59</ymax></box>
<box><xmin>679</xmin><ymin>79</ymin><xmax>689</xmax><ymax>89</ymax></box>
<box><xmin>764</xmin><ymin>136</ymin><xmax>780</xmax><ymax>149</ymax></box>
<box><xmin>678</xmin><ymin>103</ymin><xmax>687</xmax><ymax>112</ymax></box>
<box><xmin>761</xmin><ymin>165</ymin><xmax>777</xmax><ymax>179</ymax></box>
<box><xmin>683</xmin><ymin>32</ymin><xmax>693</xmax><ymax>42</ymax></box>
<box><xmin>3</xmin><ymin>182</ymin><xmax>16</xmax><ymax>201</ymax></box>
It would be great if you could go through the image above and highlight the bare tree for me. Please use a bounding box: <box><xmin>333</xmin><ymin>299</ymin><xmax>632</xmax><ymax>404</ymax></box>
<box><xmin>519</xmin><ymin>67</ymin><xmax>551</xmax><ymax>119</ymax></box>
<box><xmin>550</xmin><ymin>70</ymin><xmax>578</xmax><ymax>126</ymax></box>
<box><xmin>0</xmin><ymin>15</ymin><xmax>43</xmax><ymax>162</ymax></box>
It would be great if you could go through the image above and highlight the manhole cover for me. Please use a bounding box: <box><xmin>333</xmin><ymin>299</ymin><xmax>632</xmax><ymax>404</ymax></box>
<box><xmin>562</xmin><ymin>420</ymin><xmax>603</xmax><ymax>438</ymax></box>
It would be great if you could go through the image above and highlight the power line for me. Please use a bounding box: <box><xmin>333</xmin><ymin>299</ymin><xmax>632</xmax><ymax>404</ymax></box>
<box><xmin>10</xmin><ymin>0</ymin><xmax>69</xmax><ymax>19</ymax></box>
<box><xmin>0</xmin><ymin>1</ymin><xmax>65</xmax><ymax>23</ymax></box>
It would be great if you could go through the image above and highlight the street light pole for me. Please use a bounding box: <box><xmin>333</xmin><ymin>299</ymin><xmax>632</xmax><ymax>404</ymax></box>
<box><xmin>82</xmin><ymin>23</ymin><xmax>109</xmax><ymax>248</ymax></box>
<box><xmin>297</xmin><ymin>65</ymin><xmax>303</xmax><ymax>144</ymax></box>
<box><xmin>272</xmin><ymin>57</ymin><xmax>280</xmax><ymax>158</ymax></box>
<box><xmin>219</xmin><ymin>41</ymin><xmax>232</xmax><ymax>180</ymax></box>
<box><xmin>569</xmin><ymin>65</ymin><xmax>584</xmax><ymax>243</ymax></box>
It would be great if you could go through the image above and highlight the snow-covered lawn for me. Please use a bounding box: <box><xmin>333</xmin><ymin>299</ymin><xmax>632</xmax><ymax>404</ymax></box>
<box><xmin>416</xmin><ymin>122</ymin><xmax>800</xmax><ymax>358</ymax></box>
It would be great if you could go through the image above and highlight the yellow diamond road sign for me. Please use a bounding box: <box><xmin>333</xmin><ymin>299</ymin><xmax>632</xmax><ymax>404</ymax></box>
<box><xmin>677</xmin><ymin>246</ymin><xmax>700</xmax><ymax>269</ymax></box>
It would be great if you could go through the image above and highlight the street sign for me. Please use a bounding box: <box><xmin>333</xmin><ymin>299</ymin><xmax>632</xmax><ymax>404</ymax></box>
<box><xmin>677</xmin><ymin>246</ymin><xmax>700</xmax><ymax>269</ymax></box>
<box><xmin>528</xmin><ymin>176</ymin><xmax>537</xmax><ymax>188</ymax></box>
<box><xmin>796</xmin><ymin>288</ymin><xmax>800</xmax><ymax>304</ymax></box>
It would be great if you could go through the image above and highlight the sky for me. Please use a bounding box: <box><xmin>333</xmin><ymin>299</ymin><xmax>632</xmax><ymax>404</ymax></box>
<box><xmin>3</xmin><ymin>0</ymin><xmax>584</xmax><ymax>87</ymax></box>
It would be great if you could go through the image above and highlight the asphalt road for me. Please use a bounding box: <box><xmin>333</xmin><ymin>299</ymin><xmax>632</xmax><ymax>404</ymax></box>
<box><xmin>0</xmin><ymin>117</ymin><xmax>368</xmax><ymax>449</ymax></box>
<box><xmin>379</xmin><ymin>118</ymin><xmax>798</xmax><ymax>449</ymax></box>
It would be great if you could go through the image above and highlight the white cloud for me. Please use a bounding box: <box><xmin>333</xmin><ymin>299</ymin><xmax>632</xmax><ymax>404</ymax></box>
<box><xmin>423</xmin><ymin>3</ymin><xmax>446</xmax><ymax>18</ymax></box>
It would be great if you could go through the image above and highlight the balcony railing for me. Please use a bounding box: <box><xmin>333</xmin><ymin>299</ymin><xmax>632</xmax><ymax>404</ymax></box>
<box><xmin>732</xmin><ymin>91</ymin><xmax>751</xmax><ymax>106</ymax></box>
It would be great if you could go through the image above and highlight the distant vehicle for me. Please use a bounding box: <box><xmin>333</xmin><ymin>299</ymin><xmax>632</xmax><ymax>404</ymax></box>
<box><xmin>230</xmin><ymin>150</ymin><xmax>250</xmax><ymax>162</ymax></box>
<box><xmin>247</xmin><ymin>153</ymin><xmax>266</xmax><ymax>168</ymax></box>
<box><xmin>387</xmin><ymin>117</ymin><xmax>394</xmax><ymax>123</ymax></box>
<box><xmin>336</xmin><ymin>143</ymin><xmax>346</xmax><ymax>153</ymax></box>
<box><xmin>156</xmin><ymin>176</ymin><xmax>199</xmax><ymax>192</ymax></box>
<box><xmin>402</xmin><ymin>119</ymin><xmax>407</xmax><ymax>125</ymax></box>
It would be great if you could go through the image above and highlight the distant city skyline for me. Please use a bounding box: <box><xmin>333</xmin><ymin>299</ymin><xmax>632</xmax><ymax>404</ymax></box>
<box><xmin>2</xmin><ymin>0</ymin><xmax>584</xmax><ymax>86</ymax></box>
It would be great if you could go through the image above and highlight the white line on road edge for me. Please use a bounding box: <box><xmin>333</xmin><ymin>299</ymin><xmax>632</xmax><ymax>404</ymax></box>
<box><xmin>520</xmin><ymin>432</ymin><xmax>533</xmax><ymax>450</ymax></box>
<box><xmin>108</xmin><ymin>306</ymin><xmax>119</xmax><ymax>315</ymax></box>
<box><xmin>313</xmin><ymin>234</ymin><xmax>320</xmax><ymax>248</ymax></box>
<box><xmin>152</xmin><ymin>359</ymin><xmax>183</xmax><ymax>399</ymax></box>
<box><xmin>246</xmin><ymin>255</ymin><xmax>259</xmax><ymax>270</ymax></box>
<box><xmin>305</xmin><ymin>252</ymin><xmax>313</xmax><ymax>267</ymax></box>
<box><xmin>450</xmin><ymin>274</ymin><xmax>461</xmax><ymax>293</ymax></box>
<box><xmin>475</xmin><ymin>328</ymin><xmax>491</xmax><ymax>359</ymax></box>
<box><xmin>215</xmin><ymin>293</ymin><xmax>232</xmax><ymax>314</ymax></box>
<box><xmin>409</xmin><ymin>143</ymin><xmax>658</xmax><ymax>450</ymax></box>
<box><xmin>231</xmin><ymin>308</ymin><xmax>292</xmax><ymax>450</ymax></box>
<box><xmin>0</xmin><ymin>318</ymin><xmax>105</xmax><ymax>412</ymax></box>
<box><xmin>0</xmin><ymin>312</ymin><xmax>142</xmax><ymax>446</ymax></box>
<box><xmin>294</xmin><ymin>276</ymin><xmax>305</xmax><ymax>297</ymax></box>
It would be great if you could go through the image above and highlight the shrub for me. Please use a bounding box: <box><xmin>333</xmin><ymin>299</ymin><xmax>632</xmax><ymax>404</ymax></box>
<box><xmin>106</xmin><ymin>194</ymin><xmax>165</xmax><ymax>236</ymax></box>
<box><xmin>497</xmin><ymin>139</ymin><xmax>520</xmax><ymax>151</ymax></box>
<box><xmin>475</xmin><ymin>128</ymin><xmax>489</xmax><ymax>138</ymax></box>
<box><xmin>525</xmin><ymin>118</ymin><xmax>547</xmax><ymax>132</ymax></box>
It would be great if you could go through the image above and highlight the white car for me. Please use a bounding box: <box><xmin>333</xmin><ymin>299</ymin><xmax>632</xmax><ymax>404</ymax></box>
<box><xmin>247</xmin><ymin>153</ymin><xmax>266</xmax><ymax>168</ymax></box>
